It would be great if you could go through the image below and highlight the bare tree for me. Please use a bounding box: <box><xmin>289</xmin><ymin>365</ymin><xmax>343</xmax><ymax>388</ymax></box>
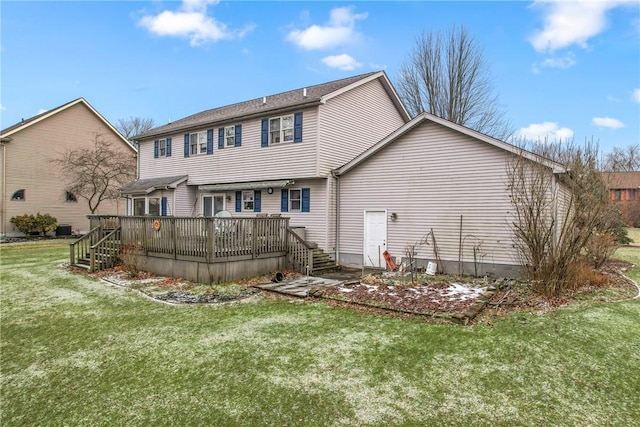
<box><xmin>115</xmin><ymin>117</ymin><xmax>155</xmax><ymax>140</ymax></box>
<box><xmin>51</xmin><ymin>133</ymin><xmax>136</xmax><ymax>214</ymax></box>
<box><xmin>507</xmin><ymin>141</ymin><xmax>619</xmax><ymax>297</ymax></box>
<box><xmin>396</xmin><ymin>25</ymin><xmax>513</xmax><ymax>140</ymax></box>
<box><xmin>602</xmin><ymin>144</ymin><xmax>640</xmax><ymax>171</ymax></box>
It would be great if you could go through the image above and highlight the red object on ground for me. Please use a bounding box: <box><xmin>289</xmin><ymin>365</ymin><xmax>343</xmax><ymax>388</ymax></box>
<box><xmin>383</xmin><ymin>250</ymin><xmax>397</xmax><ymax>271</ymax></box>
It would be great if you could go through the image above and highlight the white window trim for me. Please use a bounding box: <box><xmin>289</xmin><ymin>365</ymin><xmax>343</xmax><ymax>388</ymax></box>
<box><xmin>158</xmin><ymin>138</ymin><xmax>167</xmax><ymax>157</ymax></box>
<box><xmin>190</xmin><ymin>131</ymin><xmax>207</xmax><ymax>155</ymax></box>
<box><xmin>202</xmin><ymin>193</ymin><xmax>226</xmax><ymax>217</ymax></box>
<box><xmin>242</xmin><ymin>190</ymin><xmax>254</xmax><ymax>212</ymax></box>
<box><xmin>289</xmin><ymin>188</ymin><xmax>301</xmax><ymax>212</ymax></box>
<box><xmin>269</xmin><ymin>114</ymin><xmax>294</xmax><ymax>145</ymax></box>
<box><xmin>131</xmin><ymin>196</ymin><xmax>164</xmax><ymax>216</ymax></box>
<box><xmin>225</xmin><ymin>126</ymin><xmax>235</xmax><ymax>147</ymax></box>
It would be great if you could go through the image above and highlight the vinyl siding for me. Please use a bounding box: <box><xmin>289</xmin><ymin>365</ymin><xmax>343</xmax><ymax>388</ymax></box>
<box><xmin>317</xmin><ymin>78</ymin><xmax>406</xmax><ymax>176</ymax></box>
<box><xmin>138</xmin><ymin>107</ymin><xmax>318</xmax><ymax>184</ymax></box>
<box><xmin>338</xmin><ymin>121</ymin><xmax>528</xmax><ymax>268</ymax></box>
<box><xmin>191</xmin><ymin>179</ymin><xmax>330</xmax><ymax>251</ymax></box>
<box><xmin>174</xmin><ymin>184</ymin><xmax>196</xmax><ymax>216</ymax></box>
<box><xmin>1</xmin><ymin>103</ymin><xmax>132</xmax><ymax>235</ymax></box>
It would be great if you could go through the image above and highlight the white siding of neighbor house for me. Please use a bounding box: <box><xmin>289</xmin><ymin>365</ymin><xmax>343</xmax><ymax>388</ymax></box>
<box><xmin>1</xmin><ymin>102</ymin><xmax>133</xmax><ymax>235</ymax></box>
<box><xmin>338</xmin><ymin>121</ymin><xmax>531</xmax><ymax>269</ymax></box>
<box><xmin>317</xmin><ymin>78</ymin><xmax>406</xmax><ymax>176</ymax></box>
<box><xmin>138</xmin><ymin>107</ymin><xmax>318</xmax><ymax>184</ymax></box>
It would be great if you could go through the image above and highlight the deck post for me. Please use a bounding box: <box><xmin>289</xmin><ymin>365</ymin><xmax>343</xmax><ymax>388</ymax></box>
<box><xmin>252</xmin><ymin>219</ymin><xmax>258</xmax><ymax>259</ymax></box>
<box><xmin>172</xmin><ymin>217</ymin><xmax>177</xmax><ymax>260</ymax></box>
<box><xmin>207</xmin><ymin>218</ymin><xmax>215</xmax><ymax>263</ymax></box>
<box><xmin>307</xmin><ymin>247</ymin><xmax>314</xmax><ymax>276</ymax></box>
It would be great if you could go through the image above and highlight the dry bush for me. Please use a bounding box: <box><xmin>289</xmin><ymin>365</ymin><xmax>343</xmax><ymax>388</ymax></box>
<box><xmin>583</xmin><ymin>232</ymin><xmax>619</xmax><ymax>269</ymax></box>
<box><xmin>507</xmin><ymin>141</ymin><xmax>615</xmax><ymax>298</ymax></box>
<box><xmin>120</xmin><ymin>243</ymin><xmax>145</xmax><ymax>278</ymax></box>
<box><xmin>568</xmin><ymin>261</ymin><xmax>611</xmax><ymax>290</ymax></box>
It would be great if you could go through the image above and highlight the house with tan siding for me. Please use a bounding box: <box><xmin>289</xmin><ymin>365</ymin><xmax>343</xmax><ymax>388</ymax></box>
<box><xmin>0</xmin><ymin>98</ymin><xmax>136</xmax><ymax>237</ymax></box>
<box><xmin>122</xmin><ymin>71</ymin><xmax>410</xmax><ymax>256</ymax></box>
<box><xmin>333</xmin><ymin>112</ymin><xmax>567</xmax><ymax>277</ymax></box>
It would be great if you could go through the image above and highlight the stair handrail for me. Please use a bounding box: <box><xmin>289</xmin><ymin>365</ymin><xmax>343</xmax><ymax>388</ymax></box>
<box><xmin>89</xmin><ymin>226</ymin><xmax>122</xmax><ymax>272</ymax></box>
<box><xmin>286</xmin><ymin>227</ymin><xmax>314</xmax><ymax>275</ymax></box>
<box><xmin>69</xmin><ymin>225</ymin><xmax>102</xmax><ymax>267</ymax></box>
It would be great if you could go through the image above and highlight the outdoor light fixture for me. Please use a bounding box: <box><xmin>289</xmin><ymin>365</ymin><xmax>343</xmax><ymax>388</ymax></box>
<box><xmin>390</xmin><ymin>212</ymin><xmax>398</xmax><ymax>222</ymax></box>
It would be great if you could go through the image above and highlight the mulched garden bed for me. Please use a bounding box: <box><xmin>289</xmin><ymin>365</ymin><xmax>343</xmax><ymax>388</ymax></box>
<box><xmin>66</xmin><ymin>259</ymin><xmax>639</xmax><ymax>323</ymax></box>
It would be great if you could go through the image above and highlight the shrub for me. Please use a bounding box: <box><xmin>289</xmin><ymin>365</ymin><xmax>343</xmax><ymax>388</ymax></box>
<box><xmin>583</xmin><ymin>232</ymin><xmax>619</xmax><ymax>269</ymax></box>
<box><xmin>10</xmin><ymin>213</ymin><xmax>58</xmax><ymax>236</ymax></box>
<box><xmin>34</xmin><ymin>213</ymin><xmax>58</xmax><ymax>234</ymax></box>
<box><xmin>10</xmin><ymin>214</ymin><xmax>37</xmax><ymax>235</ymax></box>
<box><xmin>120</xmin><ymin>243</ymin><xmax>145</xmax><ymax>278</ymax></box>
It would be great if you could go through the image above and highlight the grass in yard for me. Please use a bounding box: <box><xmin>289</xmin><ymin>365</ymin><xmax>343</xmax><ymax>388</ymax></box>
<box><xmin>1</xmin><ymin>240</ymin><xmax>639</xmax><ymax>426</ymax></box>
<box><xmin>625</xmin><ymin>227</ymin><xmax>640</xmax><ymax>244</ymax></box>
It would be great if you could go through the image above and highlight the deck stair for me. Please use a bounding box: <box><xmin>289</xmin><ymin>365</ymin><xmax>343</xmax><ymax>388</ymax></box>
<box><xmin>70</xmin><ymin>226</ymin><xmax>121</xmax><ymax>272</ymax></box>
<box><xmin>312</xmin><ymin>248</ymin><xmax>337</xmax><ymax>274</ymax></box>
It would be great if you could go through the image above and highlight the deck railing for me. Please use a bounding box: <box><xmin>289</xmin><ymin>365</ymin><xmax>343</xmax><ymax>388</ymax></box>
<box><xmin>286</xmin><ymin>227</ymin><xmax>315</xmax><ymax>275</ymax></box>
<box><xmin>119</xmin><ymin>216</ymin><xmax>290</xmax><ymax>261</ymax></box>
<box><xmin>69</xmin><ymin>225</ymin><xmax>102</xmax><ymax>267</ymax></box>
<box><xmin>90</xmin><ymin>227</ymin><xmax>121</xmax><ymax>271</ymax></box>
<box><xmin>76</xmin><ymin>215</ymin><xmax>313</xmax><ymax>274</ymax></box>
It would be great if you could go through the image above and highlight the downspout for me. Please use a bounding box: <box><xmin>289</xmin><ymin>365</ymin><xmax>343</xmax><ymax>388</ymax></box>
<box><xmin>1</xmin><ymin>139</ymin><xmax>10</xmax><ymax>237</ymax></box>
<box><xmin>331</xmin><ymin>169</ymin><xmax>340</xmax><ymax>264</ymax></box>
<box><xmin>552</xmin><ymin>172</ymin><xmax>559</xmax><ymax>246</ymax></box>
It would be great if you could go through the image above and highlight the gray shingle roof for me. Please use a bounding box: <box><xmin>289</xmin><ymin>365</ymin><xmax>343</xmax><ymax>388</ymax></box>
<box><xmin>135</xmin><ymin>71</ymin><xmax>381</xmax><ymax>140</ymax></box>
<box><xmin>120</xmin><ymin>175</ymin><xmax>188</xmax><ymax>195</ymax></box>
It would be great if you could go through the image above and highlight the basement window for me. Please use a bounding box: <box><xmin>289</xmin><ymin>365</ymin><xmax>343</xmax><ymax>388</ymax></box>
<box><xmin>11</xmin><ymin>189</ymin><xmax>25</xmax><ymax>201</ymax></box>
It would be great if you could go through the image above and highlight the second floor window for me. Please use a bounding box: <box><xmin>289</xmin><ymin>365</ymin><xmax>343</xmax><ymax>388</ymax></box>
<box><xmin>154</xmin><ymin>138</ymin><xmax>171</xmax><ymax>158</ymax></box>
<box><xmin>225</xmin><ymin>126</ymin><xmax>235</xmax><ymax>146</ymax></box>
<box><xmin>190</xmin><ymin>132</ymin><xmax>207</xmax><ymax>155</ymax></box>
<box><xmin>269</xmin><ymin>115</ymin><xmax>294</xmax><ymax>144</ymax></box>
<box><xmin>159</xmin><ymin>139</ymin><xmax>166</xmax><ymax>157</ymax></box>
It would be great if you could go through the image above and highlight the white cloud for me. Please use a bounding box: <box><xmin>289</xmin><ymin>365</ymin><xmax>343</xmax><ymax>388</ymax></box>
<box><xmin>633</xmin><ymin>88</ymin><xmax>640</xmax><ymax>103</ymax></box>
<box><xmin>322</xmin><ymin>54</ymin><xmax>362</xmax><ymax>71</ymax></box>
<box><xmin>37</xmin><ymin>109</ymin><xmax>47</xmax><ymax>114</ymax></box>
<box><xmin>541</xmin><ymin>54</ymin><xmax>576</xmax><ymax>69</ymax></box>
<box><xmin>287</xmin><ymin>7</ymin><xmax>367</xmax><ymax>50</ymax></box>
<box><xmin>0</xmin><ymin>104</ymin><xmax>6</xmax><ymax>111</ymax></box>
<box><xmin>607</xmin><ymin>95</ymin><xmax>622</xmax><ymax>103</ymax></box>
<box><xmin>592</xmin><ymin>116</ymin><xmax>625</xmax><ymax>129</ymax></box>
<box><xmin>138</xmin><ymin>0</ymin><xmax>254</xmax><ymax>46</ymax></box>
<box><xmin>516</xmin><ymin>122</ymin><xmax>574</xmax><ymax>142</ymax></box>
<box><xmin>529</xmin><ymin>0</ymin><xmax>634</xmax><ymax>52</ymax></box>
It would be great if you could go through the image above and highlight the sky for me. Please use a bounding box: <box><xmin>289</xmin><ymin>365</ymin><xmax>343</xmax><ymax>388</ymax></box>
<box><xmin>1</xmin><ymin>0</ymin><xmax>639</xmax><ymax>153</ymax></box>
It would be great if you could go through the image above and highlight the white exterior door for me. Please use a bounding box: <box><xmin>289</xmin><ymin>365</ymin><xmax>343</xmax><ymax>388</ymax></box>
<box><xmin>363</xmin><ymin>210</ymin><xmax>387</xmax><ymax>268</ymax></box>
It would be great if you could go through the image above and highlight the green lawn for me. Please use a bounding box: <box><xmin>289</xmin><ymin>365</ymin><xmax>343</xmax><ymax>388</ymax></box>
<box><xmin>1</xmin><ymin>240</ymin><xmax>639</xmax><ymax>426</ymax></box>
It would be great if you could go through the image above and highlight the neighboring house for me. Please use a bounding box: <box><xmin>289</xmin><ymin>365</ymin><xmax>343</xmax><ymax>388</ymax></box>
<box><xmin>333</xmin><ymin>112</ymin><xmax>567</xmax><ymax>277</ymax></box>
<box><xmin>0</xmin><ymin>98</ymin><xmax>137</xmax><ymax>237</ymax></box>
<box><xmin>601</xmin><ymin>171</ymin><xmax>640</xmax><ymax>226</ymax></box>
<box><xmin>122</xmin><ymin>71</ymin><xmax>410</xmax><ymax>255</ymax></box>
